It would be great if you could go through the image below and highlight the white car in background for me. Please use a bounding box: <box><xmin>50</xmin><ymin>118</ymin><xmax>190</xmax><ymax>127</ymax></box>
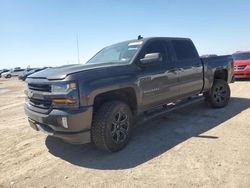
<box><xmin>2</xmin><ymin>69</ymin><xmax>25</xmax><ymax>78</ymax></box>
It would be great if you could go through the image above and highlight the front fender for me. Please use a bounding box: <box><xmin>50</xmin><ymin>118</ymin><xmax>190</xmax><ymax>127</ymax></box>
<box><xmin>78</xmin><ymin>75</ymin><xmax>141</xmax><ymax>107</ymax></box>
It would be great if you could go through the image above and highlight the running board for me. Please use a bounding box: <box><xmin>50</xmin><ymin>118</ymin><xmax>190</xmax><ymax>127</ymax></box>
<box><xmin>137</xmin><ymin>95</ymin><xmax>204</xmax><ymax>124</ymax></box>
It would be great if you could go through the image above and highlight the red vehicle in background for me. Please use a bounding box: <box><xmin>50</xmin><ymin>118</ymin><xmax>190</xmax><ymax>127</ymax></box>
<box><xmin>233</xmin><ymin>51</ymin><xmax>250</xmax><ymax>78</ymax></box>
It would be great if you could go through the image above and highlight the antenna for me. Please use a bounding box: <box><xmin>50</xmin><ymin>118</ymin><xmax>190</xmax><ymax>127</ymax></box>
<box><xmin>138</xmin><ymin>35</ymin><xmax>143</xmax><ymax>40</ymax></box>
<box><xmin>76</xmin><ymin>33</ymin><xmax>80</xmax><ymax>64</ymax></box>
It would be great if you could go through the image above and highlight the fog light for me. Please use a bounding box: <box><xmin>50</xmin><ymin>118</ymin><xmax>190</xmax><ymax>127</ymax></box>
<box><xmin>62</xmin><ymin>117</ymin><xmax>68</xmax><ymax>128</ymax></box>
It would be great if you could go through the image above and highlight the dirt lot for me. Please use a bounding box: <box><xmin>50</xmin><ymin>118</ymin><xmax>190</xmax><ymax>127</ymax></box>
<box><xmin>0</xmin><ymin>78</ymin><xmax>250</xmax><ymax>188</ymax></box>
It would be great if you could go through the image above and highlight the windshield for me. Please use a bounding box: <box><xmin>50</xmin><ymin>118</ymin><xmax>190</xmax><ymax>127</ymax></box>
<box><xmin>86</xmin><ymin>41</ymin><xmax>143</xmax><ymax>65</ymax></box>
<box><xmin>233</xmin><ymin>53</ymin><xmax>250</xmax><ymax>60</ymax></box>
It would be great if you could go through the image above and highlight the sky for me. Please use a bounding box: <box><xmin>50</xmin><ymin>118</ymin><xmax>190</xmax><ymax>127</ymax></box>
<box><xmin>1</xmin><ymin>0</ymin><xmax>250</xmax><ymax>69</ymax></box>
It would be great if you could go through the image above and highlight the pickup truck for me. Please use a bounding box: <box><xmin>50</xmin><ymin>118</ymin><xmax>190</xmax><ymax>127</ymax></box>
<box><xmin>24</xmin><ymin>37</ymin><xmax>234</xmax><ymax>152</ymax></box>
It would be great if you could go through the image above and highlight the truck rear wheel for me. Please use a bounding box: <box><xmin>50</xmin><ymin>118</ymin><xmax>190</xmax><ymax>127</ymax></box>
<box><xmin>91</xmin><ymin>101</ymin><xmax>133</xmax><ymax>152</ymax></box>
<box><xmin>204</xmin><ymin>79</ymin><xmax>230</xmax><ymax>108</ymax></box>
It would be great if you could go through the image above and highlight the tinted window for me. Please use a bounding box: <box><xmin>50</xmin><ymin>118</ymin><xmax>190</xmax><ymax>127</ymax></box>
<box><xmin>143</xmin><ymin>41</ymin><xmax>167</xmax><ymax>62</ymax></box>
<box><xmin>172</xmin><ymin>40</ymin><xmax>197</xmax><ymax>60</ymax></box>
<box><xmin>14</xmin><ymin>69</ymin><xmax>24</xmax><ymax>72</ymax></box>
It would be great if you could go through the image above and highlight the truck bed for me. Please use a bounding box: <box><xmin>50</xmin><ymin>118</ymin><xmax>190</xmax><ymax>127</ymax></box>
<box><xmin>201</xmin><ymin>55</ymin><xmax>234</xmax><ymax>91</ymax></box>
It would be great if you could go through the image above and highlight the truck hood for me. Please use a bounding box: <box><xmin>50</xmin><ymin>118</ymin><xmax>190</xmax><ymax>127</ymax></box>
<box><xmin>28</xmin><ymin>63</ymin><xmax>127</xmax><ymax>80</ymax></box>
<box><xmin>234</xmin><ymin>60</ymin><xmax>250</xmax><ymax>66</ymax></box>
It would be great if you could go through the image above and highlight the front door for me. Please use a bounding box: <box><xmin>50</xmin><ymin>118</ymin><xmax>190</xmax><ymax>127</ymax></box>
<box><xmin>136</xmin><ymin>40</ymin><xmax>179</xmax><ymax>110</ymax></box>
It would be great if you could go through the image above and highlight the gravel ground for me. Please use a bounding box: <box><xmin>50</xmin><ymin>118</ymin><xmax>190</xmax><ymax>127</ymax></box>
<box><xmin>0</xmin><ymin>78</ymin><xmax>250</xmax><ymax>188</ymax></box>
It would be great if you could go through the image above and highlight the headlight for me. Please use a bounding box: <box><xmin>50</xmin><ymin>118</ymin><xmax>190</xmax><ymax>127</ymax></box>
<box><xmin>51</xmin><ymin>82</ymin><xmax>79</xmax><ymax>109</ymax></box>
<box><xmin>246</xmin><ymin>65</ymin><xmax>250</xmax><ymax>69</ymax></box>
<box><xmin>51</xmin><ymin>82</ymin><xmax>77</xmax><ymax>93</ymax></box>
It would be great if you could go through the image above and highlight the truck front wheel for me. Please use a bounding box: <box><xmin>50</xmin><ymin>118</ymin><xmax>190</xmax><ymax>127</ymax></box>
<box><xmin>204</xmin><ymin>79</ymin><xmax>231</xmax><ymax>108</ymax></box>
<box><xmin>91</xmin><ymin>101</ymin><xmax>133</xmax><ymax>152</ymax></box>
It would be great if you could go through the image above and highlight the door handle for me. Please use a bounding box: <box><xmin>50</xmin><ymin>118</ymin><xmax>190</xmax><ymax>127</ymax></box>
<box><xmin>168</xmin><ymin>68</ymin><xmax>179</xmax><ymax>74</ymax></box>
<box><xmin>194</xmin><ymin>63</ymin><xmax>201</xmax><ymax>67</ymax></box>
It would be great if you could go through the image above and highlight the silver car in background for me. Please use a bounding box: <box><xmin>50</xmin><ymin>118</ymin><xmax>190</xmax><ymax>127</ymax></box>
<box><xmin>2</xmin><ymin>69</ymin><xmax>25</xmax><ymax>78</ymax></box>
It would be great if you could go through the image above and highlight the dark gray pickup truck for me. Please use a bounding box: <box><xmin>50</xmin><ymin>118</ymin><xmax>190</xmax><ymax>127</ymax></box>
<box><xmin>24</xmin><ymin>37</ymin><xmax>234</xmax><ymax>152</ymax></box>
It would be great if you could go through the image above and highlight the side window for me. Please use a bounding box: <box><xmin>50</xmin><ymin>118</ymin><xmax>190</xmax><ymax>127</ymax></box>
<box><xmin>172</xmin><ymin>40</ymin><xmax>197</xmax><ymax>60</ymax></box>
<box><xmin>143</xmin><ymin>41</ymin><xmax>167</xmax><ymax>62</ymax></box>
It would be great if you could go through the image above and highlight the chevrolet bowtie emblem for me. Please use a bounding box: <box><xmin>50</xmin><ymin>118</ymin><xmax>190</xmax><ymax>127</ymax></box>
<box><xmin>28</xmin><ymin>91</ymin><xmax>33</xmax><ymax>98</ymax></box>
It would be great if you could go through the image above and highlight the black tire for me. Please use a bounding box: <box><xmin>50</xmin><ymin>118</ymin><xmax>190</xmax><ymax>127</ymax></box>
<box><xmin>6</xmin><ymin>74</ymin><xmax>11</xmax><ymax>78</ymax></box>
<box><xmin>204</xmin><ymin>79</ymin><xmax>231</xmax><ymax>108</ymax></box>
<box><xmin>91</xmin><ymin>101</ymin><xmax>133</xmax><ymax>152</ymax></box>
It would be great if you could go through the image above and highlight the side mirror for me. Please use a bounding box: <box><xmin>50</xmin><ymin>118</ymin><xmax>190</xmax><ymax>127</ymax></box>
<box><xmin>140</xmin><ymin>53</ymin><xmax>162</xmax><ymax>65</ymax></box>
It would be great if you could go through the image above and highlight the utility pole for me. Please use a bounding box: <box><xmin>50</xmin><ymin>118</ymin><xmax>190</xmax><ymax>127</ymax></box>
<box><xmin>76</xmin><ymin>33</ymin><xmax>80</xmax><ymax>64</ymax></box>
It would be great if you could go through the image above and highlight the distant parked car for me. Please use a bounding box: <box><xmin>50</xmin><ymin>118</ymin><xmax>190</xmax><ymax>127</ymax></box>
<box><xmin>19</xmin><ymin>67</ymin><xmax>48</xmax><ymax>81</ymax></box>
<box><xmin>18</xmin><ymin>68</ymin><xmax>35</xmax><ymax>80</ymax></box>
<box><xmin>2</xmin><ymin>69</ymin><xmax>25</xmax><ymax>78</ymax></box>
<box><xmin>0</xmin><ymin>69</ymin><xmax>9</xmax><ymax>78</ymax></box>
<box><xmin>2</xmin><ymin>71</ymin><xmax>12</xmax><ymax>78</ymax></box>
<box><xmin>233</xmin><ymin>51</ymin><xmax>250</xmax><ymax>78</ymax></box>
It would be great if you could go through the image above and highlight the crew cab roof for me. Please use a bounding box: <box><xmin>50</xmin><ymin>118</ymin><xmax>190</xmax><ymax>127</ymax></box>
<box><xmin>119</xmin><ymin>37</ymin><xmax>191</xmax><ymax>44</ymax></box>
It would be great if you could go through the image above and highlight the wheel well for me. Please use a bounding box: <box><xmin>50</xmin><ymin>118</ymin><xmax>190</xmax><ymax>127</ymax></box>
<box><xmin>214</xmin><ymin>69</ymin><xmax>228</xmax><ymax>82</ymax></box>
<box><xmin>93</xmin><ymin>88</ymin><xmax>137</xmax><ymax>114</ymax></box>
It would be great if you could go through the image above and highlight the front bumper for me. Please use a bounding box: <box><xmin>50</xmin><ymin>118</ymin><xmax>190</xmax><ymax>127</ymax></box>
<box><xmin>234</xmin><ymin>73</ymin><xmax>250</xmax><ymax>78</ymax></box>
<box><xmin>25</xmin><ymin>105</ymin><xmax>93</xmax><ymax>144</ymax></box>
<box><xmin>234</xmin><ymin>68</ymin><xmax>250</xmax><ymax>78</ymax></box>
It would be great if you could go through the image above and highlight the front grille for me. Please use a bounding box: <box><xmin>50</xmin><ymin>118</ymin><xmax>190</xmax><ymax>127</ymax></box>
<box><xmin>28</xmin><ymin>83</ymin><xmax>51</xmax><ymax>92</ymax></box>
<box><xmin>29</xmin><ymin>98</ymin><xmax>52</xmax><ymax>109</ymax></box>
<box><xmin>234</xmin><ymin>65</ymin><xmax>246</xmax><ymax>70</ymax></box>
<box><xmin>27</xmin><ymin>83</ymin><xmax>52</xmax><ymax>114</ymax></box>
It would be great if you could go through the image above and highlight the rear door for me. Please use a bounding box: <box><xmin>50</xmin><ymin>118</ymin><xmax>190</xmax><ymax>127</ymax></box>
<box><xmin>170</xmin><ymin>39</ymin><xmax>203</xmax><ymax>98</ymax></box>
